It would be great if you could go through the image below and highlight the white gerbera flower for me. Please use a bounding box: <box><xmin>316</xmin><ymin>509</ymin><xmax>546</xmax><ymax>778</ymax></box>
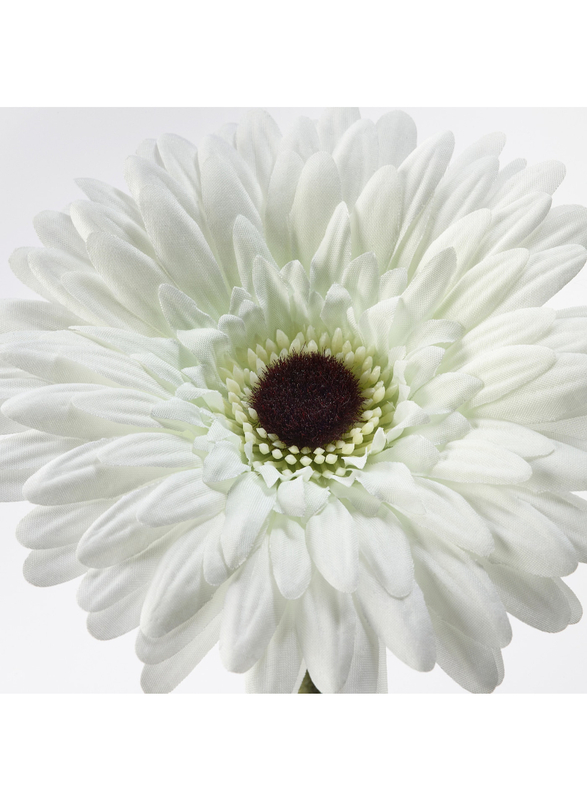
<box><xmin>2</xmin><ymin>107</ymin><xmax>587</xmax><ymax>694</ymax></box>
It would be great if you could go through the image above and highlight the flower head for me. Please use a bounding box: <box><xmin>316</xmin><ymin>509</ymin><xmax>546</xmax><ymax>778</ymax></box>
<box><xmin>2</xmin><ymin>108</ymin><xmax>587</xmax><ymax>693</ymax></box>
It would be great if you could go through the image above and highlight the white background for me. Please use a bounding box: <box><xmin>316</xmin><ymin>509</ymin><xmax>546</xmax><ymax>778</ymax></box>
<box><xmin>2</xmin><ymin>107</ymin><xmax>587</xmax><ymax>694</ymax></box>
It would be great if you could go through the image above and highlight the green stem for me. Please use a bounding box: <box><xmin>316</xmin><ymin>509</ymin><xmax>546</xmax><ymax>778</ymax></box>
<box><xmin>298</xmin><ymin>671</ymin><xmax>321</xmax><ymax>693</ymax></box>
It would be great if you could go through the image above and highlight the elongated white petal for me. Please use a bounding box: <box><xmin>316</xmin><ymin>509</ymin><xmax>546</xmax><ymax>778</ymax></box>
<box><xmin>77</xmin><ymin>483</ymin><xmax>174</xmax><ymax>568</ymax></box>
<box><xmin>245</xmin><ymin>605</ymin><xmax>303</xmax><ymax>693</ymax></box>
<box><xmin>414</xmin><ymin>478</ymin><xmax>494</xmax><ymax>555</ymax></box>
<box><xmin>340</xmin><ymin>605</ymin><xmax>384</xmax><ymax>693</ymax></box>
<box><xmin>296</xmin><ymin>570</ymin><xmax>356</xmax><ymax>693</ymax></box>
<box><xmin>462</xmin><ymin>345</ymin><xmax>556</xmax><ymax>407</ymax></box>
<box><xmin>289</xmin><ymin>152</ymin><xmax>342</xmax><ymax>268</ymax></box>
<box><xmin>306</xmin><ymin>496</ymin><xmax>359</xmax><ymax>593</ymax></box>
<box><xmin>137</xmin><ymin>469</ymin><xmax>225</xmax><ymax>528</ymax></box>
<box><xmin>332</xmin><ymin>119</ymin><xmax>378</xmax><ymax>209</ymax></box>
<box><xmin>351</xmin><ymin>166</ymin><xmax>401</xmax><ymax>267</ymax></box>
<box><xmin>484</xmin><ymin>562</ymin><xmax>573</xmax><ymax>632</ymax></box>
<box><xmin>16</xmin><ymin>499</ymin><xmax>113</xmax><ymax>550</ymax></box>
<box><xmin>24</xmin><ymin>544</ymin><xmax>86</xmax><ymax>586</ymax></box>
<box><xmin>270</xmin><ymin>515</ymin><xmax>312</xmax><ymax>600</ymax></box>
<box><xmin>413</xmin><ymin>539</ymin><xmax>511</xmax><ymax>649</ymax></box>
<box><xmin>353</xmin><ymin>507</ymin><xmax>414</xmax><ymax>598</ymax></box>
<box><xmin>141</xmin><ymin>519</ymin><xmax>221</xmax><ymax>637</ymax></box>
<box><xmin>357</xmin><ymin>564</ymin><xmax>436</xmax><ymax>672</ymax></box>
<box><xmin>221</xmin><ymin>472</ymin><xmax>275</xmax><ymax>568</ymax></box>
<box><xmin>432</xmin><ymin>613</ymin><xmax>503</xmax><ymax>693</ymax></box>
<box><xmin>141</xmin><ymin>615</ymin><xmax>221</xmax><ymax>693</ymax></box>
<box><xmin>309</xmin><ymin>202</ymin><xmax>351</xmax><ymax>296</ymax></box>
<box><xmin>354</xmin><ymin>461</ymin><xmax>425</xmax><ymax>515</ymax></box>
<box><xmin>220</xmin><ymin>538</ymin><xmax>285</xmax><ymax>673</ymax></box>
<box><xmin>431</xmin><ymin>438</ymin><xmax>532</xmax><ymax>484</ymax></box>
<box><xmin>23</xmin><ymin>440</ymin><xmax>165</xmax><ymax>505</ymax></box>
<box><xmin>138</xmin><ymin>183</ymin><xmax>230</xmax><ymax>318</ymax></box>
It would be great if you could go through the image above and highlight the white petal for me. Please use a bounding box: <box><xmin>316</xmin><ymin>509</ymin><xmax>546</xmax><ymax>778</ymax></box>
<box><xmin>289</xmin><ymin>152</ymin><xmax>342</xmax><ymax>268</ymax></box>
<box><xmin>233</xmin><ymin>215</ymin><xmax>278</xmax><ymax>295</ymax></box>
<box><xmin>467</xmin><ymin>419</ymin><xmax>554</xmax><ymax>458</ymax></box>
<box><xmin>523</xmin><ymin>204</ymin><xmax>587</xmax><ymax>252</ymax></box>
<box><xmin>414</xmin><ymin>477</ymin><xmax>494</xmax><ymax>555</ymax></box>
<box><xmin>87</xmin><ymin>587</ymin><xmax>146</xmax><ymax>640</ymax></box>
<box><xmin>477</xmin><ymin>192</ymin><xmax>552</xmax><ymax>257</ymax></box>
<box><xmin>296</xmin><ymin>570</ymin><xmax>356</xmax><ymax>693</ymax></box>
<box><xmin>357</xmin><ymin>565</ymin><xmax>435</xmax><ymax>672</ymax></box>
<box><xmin>141</xmin><ymin>615</ymin><xmax>221</xmax><ymax>693</ymax></box>
<box><xmin>484</xmin><ymin>562</ymin><xmax>573</xmax><ymax>632</ymax></box>
<box><xmin>34</xmin><ymin>208</ymin><xmax>90</xmax><ymax>260</ymax></box>
<box><xmin>526</xmin><ymin>440</ymin><xmax>587</xmax><ymax>492</ymax></box>
<box><xmin>435</xmin><ymin>249</ymin><xmax>528</xmax><ymax>330</ymax></box>
<box><xmin>1</xmin><ymin>384</ymin><xmax>133</xmax><ymax>439</ymax></box>
<box><xmin>61</xmin><ymin>271</ymin><xmax>158</xmax><ymax>335</ymax></box>
<box><xmin>350</xmin><ymin>165</ymin><xmax>401</xmax><ymax>268</ymax></box>
<box><xmin>137</xmin><ymin>584</ymin><xmax>227</xmax><ymax>665</ymax></box>
<box><xmin>497</xmin><ymin>245</ymin><xmax>587</xmax><ymax>313</ymax></box>
<box><xmin>16</xmin><ymin>499</ymin><xmax>113</xmax><ymax>549</ymax></box>
<box><xmin>72</xmin><ymin>388</ymin><xmax>164</xmax><ymax>428</ymax></box>
<box><xmin>77</xmin><ymin>483</ymin><xmax>173</xmax><ymax>567</ymax></box>
<box><xmin>429</xmin><ymin>156</ymin><xmax>499</xmax><ymax>238</ymax></box>
<box><xmin>0</xmin><ymin>429</ymin><xmax>82</xmax><ymax>471</ymax></box>
<box><xmin>341</xmin><ymin>252</ymin><xmax>380</xmax><ymax>317</ymax></box>
<box><xmin>140</xmin><ymin>519</ymin><xmax>220</xmax><ymax>637</ymax></box>
<box><xmin>221</xmin><ymin>472</ymin><xmax>275</xmax><ymax>568</ymax></box>
<box><xmin>252</xmin><ymin>256</ymin><xmax>292</xmax><ymax>337</ymax></box>
<box><xmin>401</xmin><ymin>248</ymin><xmax>458</xmax><ymax>321</ymax></box>
<box><xmin>98</xmin><ymin>432</ymin><xmax>199</xmax><ymax>469</ymax></box>
<box><xmin>442</xmin><ymin>308</ymin><xmax>556</xmax><ymax>372</ymax></box>
<box><xmin>78</xmin><ymin>532</ymin><xmax>175</xmax><ymax>612</ymax></box>
<box><xmin>332</xmin><ymin>119</ymin><xmax>378</xmax><ymax>209</ymax></box>
<box><xmin>524</xmin><ymin>491</ymin><xmax>587</xmax><ymax>560</ymax></box>
<box><xmin>430</xmin><ymin>438</ymin><xmax>532</xmax><ymax>484</ymax></box>
<box><xmin>138</xmin><ymin>182</ymin><xmax>230</xmax><ymax>317</ymax></box>
<box><xmin>85</xmin><ymin>232</ymin><xmax>171</xmax><ymax>334</ymax></box>
<box><xmin>220</xmin><ymin>537</ymin><xmax>285</xmax><ymax>672</ymax></box>
<box><xmin>397</xmin><ymin>131</ymin><xmax>454</xmax><ymax>236</ymax></box>
<box><xmin>353</xmin><ymin>507</ymin><xmax>414</xmax><ymax>597</ymax></box>
<box><xmin>245</xmin><ymin>605</ymin><xmax>303</xmax><ymax>693</ymax></box>
<box><xmin>490</xmin><ymin>160</ymin><xmax>565</xmax><ymax>207</ymax></box>
<box><xmin>202</xmin><ymin>440</ymin><xmax>248</xmax><ymax>485</ymax></box>
<box><xmin>462</xmin><ymin>345</ymin><xmax>556</xmax><ymax>408</ymax></box>
<box><xmin>0</xmin><ymin>299</ymin><xmax>81</xmax><ymax>333</ymax></box>
<box><xmin>340</xmin><ymin>606</ymin><xmax>384</xmax><ymax>693</ymax></box>
<box><xmin>23</xmin><ymin>440</ymin><xmax>165</xmax><ymax>505</ymax></box>
<box><xmin>431</xmin><ymin>614</ymin><xmax>502</xmax><ymax>693</ymax></box>
<box><xmin>464</xmin><ymin>485</ymin><xmax>577</xmax><ymax>576</ymax></box>
<box><xmin>309</xmin><ymin>202</ymin><xmax>351</xmax><ymax>296</ymax></box>
<box><xmin>306</xmin><ymin>496</ymin><xmax>359</xmax><ymax>593</ymax></box>
<box><xmin>276</xmin><ymin>476</ymin><xmax>306</xmax><ymax>517</ymax></box>
<box><xmin>235</xmin><ymin>109</ymin><xmax>281</xmax><ymax>195</ymax></box>
<box><xmin>137</xmin><ymin>469</ymin><xmax>225</xmax><ymax>528</ymax></box>
<box><xmin>411</xmin><ymin>372</ymin><xmax>482</xmax><ymax>415</ymax></box>
<box><xmin>24</xmin><ymin>544</ymin><xmax>86</xmax><ymax>586</ymax></box>
<box><xmin>269</xmin><ymin>515</ymin><xmax>312</xmax><ymax>600</ymax></box>
<box><xmin>476</xmin><ymin>353</ymin><xmax>587</xmax><ymax>424</ymax></box>
<box><xmin>199</xmin><ymin>148</ymin><xmax>263</xmax><ymax>289</ymax></box>
<box><xmin>265</xmin><ymin>150</ymin><xmax>304</xmax><ymax>266</ymax></box>
<box><xmin>413</xmin><ymin>539</ymin><xmax>511</xmax><ymax>649</ymax></box>
<box><xmin>376</xmin><ymin>434</ymin><xmax>440</xmax><ymax>475</ymax></box>
<box><xmin>317</xmin><ymin>108</ymin><xmax>360</xmax><ymax>153</ymax></box>
<box><xmin>376</xmin><ymin>110</ymin><xmax>417</xmax><ymax>167</ymax></box>
<box><xmin>354</xmin><ymin>461</ymin><xmax>425</xmax><ymax>515</ymax></box>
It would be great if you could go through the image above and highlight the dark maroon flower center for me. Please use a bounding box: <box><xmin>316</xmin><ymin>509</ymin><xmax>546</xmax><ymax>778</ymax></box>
<box><xmin>249</xmin><ymin>351</ymin><xmax>364</xmax><ymax>449</ymax></box>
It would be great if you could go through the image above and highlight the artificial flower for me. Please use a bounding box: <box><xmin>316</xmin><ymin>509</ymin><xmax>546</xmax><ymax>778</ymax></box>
<box><xmin>2</xmin><ymin>108</ymin><xmax>587</xmax><ymax>693</ymax></box>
